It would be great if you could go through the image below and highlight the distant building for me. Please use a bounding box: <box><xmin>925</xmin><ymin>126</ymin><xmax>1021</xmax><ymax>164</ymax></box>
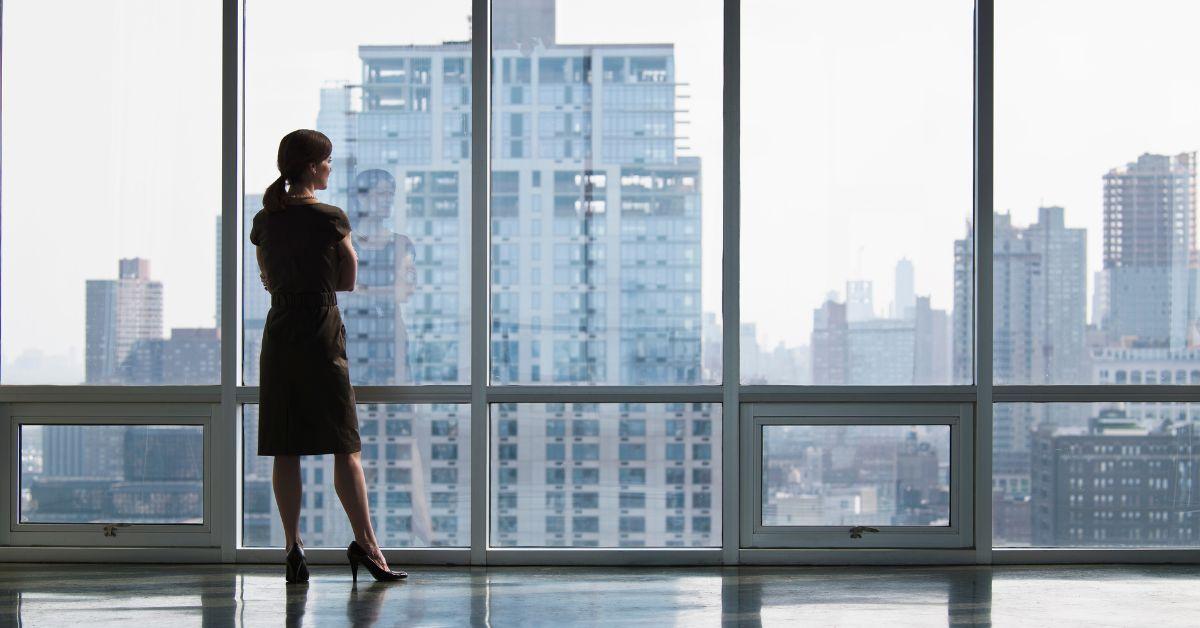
<box><xmin>1031</xmin><ymin>410</ymin><xmax>1200</xmax><ymax>547</ymax></box>
<box><xmin>811</xmin><ymin>299</ymin><xmax>848</xmax><ymax>385</ymax></box>
<box><xmin>85</xmin><ymin>258</ymin><xmax>162</xmax><ymax>384</ymax></box>
<box><xmin>813</xmin><ymin>290</ymin><xmax>950</xmax><ymax>386</ymax></box>
<box><xmin>891</xmin><ymin>258</ymin><xmax>915</xmax><ymax>319</ymax></box>
<box><xmin>1102</xmin><ymin>152</ymin><xmax>1197</xmax><ymax>349</ymax></box>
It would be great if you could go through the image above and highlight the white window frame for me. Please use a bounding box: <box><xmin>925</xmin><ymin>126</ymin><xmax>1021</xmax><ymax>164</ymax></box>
<box><xmin>0</xmin><ymin>403</ymin><xmax>218</xmax><ymax>548</ymax></box>
<box><xmin>2</xmin><ymin>0</ymin><xmax>1199</xmax><ymax>566</ymax></box>
<box><xmin>740</xmin><ymin>403</ymin><xmax>972</xmax><ymax>549</ymax></box>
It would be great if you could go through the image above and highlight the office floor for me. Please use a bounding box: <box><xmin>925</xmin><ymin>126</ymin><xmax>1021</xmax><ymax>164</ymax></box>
<box><xmin>1</xmin><ymin>562</ymin><xmax>1197</xmax><ymax>626</ymax></box>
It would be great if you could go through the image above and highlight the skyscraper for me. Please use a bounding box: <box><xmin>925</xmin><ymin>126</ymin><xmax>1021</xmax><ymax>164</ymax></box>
<box><xmin>85</xmin><ymin>258</ymin><xmax>163</xmax><ymax>384</ymax></box>
<box><xmin>1102</xmin><ymin>152</ymin><xmax>1197</xmax><ymax>349</ymax></box>
<box><xmin>892</xmin><ymin>258</ymin><xmax>915</xmax><ymax>319</ymax></box>
<box><xmin>244</xmin><ymin>0</ymin><xmax>716</xmax><ymax>549</ymax></box>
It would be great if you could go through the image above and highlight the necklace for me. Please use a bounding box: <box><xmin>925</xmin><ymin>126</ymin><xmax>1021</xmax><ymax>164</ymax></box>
<box><xmin>285</xmin><ymin>193</ymin><xmax>316</xmax><ymax>202</ymax></box>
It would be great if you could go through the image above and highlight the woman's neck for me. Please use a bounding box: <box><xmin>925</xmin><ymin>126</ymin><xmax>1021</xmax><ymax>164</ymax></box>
<box><xmin>287</xmin><ymin>182</ymin><xmax>317</xmax><ymax>199</ymax></box>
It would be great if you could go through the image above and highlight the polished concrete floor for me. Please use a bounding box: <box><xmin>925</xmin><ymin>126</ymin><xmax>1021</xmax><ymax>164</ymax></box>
<box><xmin>1</xmin><ymin>562</ymin><xmax>1199</xmax><ymax>627</ymax></box>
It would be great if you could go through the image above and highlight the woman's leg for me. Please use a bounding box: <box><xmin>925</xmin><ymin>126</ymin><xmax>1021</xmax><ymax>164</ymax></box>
<box><xmin>333</xmin><ymin>452</ymin><xmax>390</xmax><ymax>569</ymax></box>
<box><xmin>272</xmin><ymin>455</ymin><xmax>303</xmax><ymax>549</ymax></box>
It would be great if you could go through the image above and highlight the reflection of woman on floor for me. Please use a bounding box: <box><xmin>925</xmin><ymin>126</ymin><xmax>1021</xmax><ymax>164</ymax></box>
<box><xmin>350</xmin><ymin>169</ymin><xmax>433</xmax><ymax>545</ymax></box>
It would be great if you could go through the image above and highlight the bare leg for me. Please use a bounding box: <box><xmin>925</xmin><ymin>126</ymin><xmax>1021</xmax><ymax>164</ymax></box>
<box><xmin>333</xmin><ymin>452</ymin><xmax>390</xmax><ymax>570</ymax></box>
<box><xmin>272</xmin><ymin>455</ymin><xmax>303</xmax><ymax>550</ymax></box>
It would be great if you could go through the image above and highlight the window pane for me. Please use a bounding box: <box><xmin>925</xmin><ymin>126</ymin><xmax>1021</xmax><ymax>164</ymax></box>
<box><xmin>242</xmin><ymin>403</ymin><xmax>469</xmax><ymax>547</ymax></box>
<box><xmin>490</xmin><ymin>403</ymin><xmax>720</xmax><ymax>547</ymax></box>
<box><xmin>741</xmin><ymin>1</ymin><xmax>972</xmax><ymax>385</ymax></box>
<box><xmin>762</xmin><ymin>425</ymin><xmax>951</xmax><ymax>527</ymax></box>
<box><xmin>242</xmin><ymin>0</ymin><xmax>471</xmax><ymax>386</ymax></box>
<box><xmin>488</xmin><ymin>0</ymin><xmax>723</xmax><ymax>385</ymax></box>
<box><xmin>994</xmin><ymin>402</ymin><xmax>1200</xmax><ymax>548</ymax></box>
<box><xmin>20</xmin><ymin>425</ymin><xmax>204</xmax><ymax>524</ymax></box>
<box><xmin>995</xmin><ymin>2</ymin><xmax>1200</xmax><ymax>384</ymax></box>
<box><xmin>2</xmin><ymin>2</ymin><xmax>220</xmax><ymax>384</ymax></box>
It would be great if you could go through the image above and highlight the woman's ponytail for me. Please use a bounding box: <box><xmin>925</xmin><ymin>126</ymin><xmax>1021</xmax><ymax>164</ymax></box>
<box><xmin>264</xmin><ymin>174</ymin><xmax>288</xmax><ymax>211</ymax></box>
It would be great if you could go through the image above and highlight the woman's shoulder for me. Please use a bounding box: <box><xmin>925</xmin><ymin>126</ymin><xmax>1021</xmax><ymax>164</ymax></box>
<box><xmin>311</xmin><ymin>202</ymin><xmax>348</xmax><ymax>218</ymax></box>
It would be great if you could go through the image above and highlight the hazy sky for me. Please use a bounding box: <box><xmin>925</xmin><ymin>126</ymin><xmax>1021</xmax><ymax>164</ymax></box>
<box><xmin>4</xmin><ymin>0</ymin><xmax>1200</xmax><ymax>380</ymax></box>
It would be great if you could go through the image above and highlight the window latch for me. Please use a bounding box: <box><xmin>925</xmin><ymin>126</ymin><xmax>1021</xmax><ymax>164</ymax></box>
<box><xmin>848</xmin><ymin>526</ymin><xmax>879</xmax><ymax>539</ymax></box>
<box><xmin>103</xmin><ymin>523</ymin><xmax>131</xmax><ymax>537</ymax></box>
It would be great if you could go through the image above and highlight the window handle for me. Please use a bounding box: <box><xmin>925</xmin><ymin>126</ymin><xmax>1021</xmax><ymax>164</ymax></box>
<box><xmin>103</xmin><ymin>523</ymin><xmax>131</xmax><ymax>537</ymax></box>
<box><xmin>849</xmin><ymin>526</ymin><xmax>879</xmax><ymax>539</ymax></box>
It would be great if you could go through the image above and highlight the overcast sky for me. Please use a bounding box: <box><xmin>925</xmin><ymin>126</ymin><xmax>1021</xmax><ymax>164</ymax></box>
<box><xmin>4</xmin><ymin>0</ymin><xmax>1200</xmax><ymax>381</ymax></box>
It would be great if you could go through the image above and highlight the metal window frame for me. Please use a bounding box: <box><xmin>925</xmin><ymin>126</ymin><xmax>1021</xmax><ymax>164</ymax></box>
<box><xmin>2</xmin><ymin>403</ymin><xmax>218</xmax><ymax>548</ymax></box>
<box><xmin>740</xmin><ymin>403</ymin><xmax>973</xmax><ymax>549</ymax></box>
<box><xmin>2</xmin><ymin>0</ymin><xmax>1200</xmax><ymax>566</ymax></box>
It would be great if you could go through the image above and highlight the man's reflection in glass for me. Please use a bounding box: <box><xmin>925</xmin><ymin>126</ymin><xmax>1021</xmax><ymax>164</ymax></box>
<box><xmin>349</xmin><ymin>168</ymin><xmax>432</xmax><ymax>546</ymax></box>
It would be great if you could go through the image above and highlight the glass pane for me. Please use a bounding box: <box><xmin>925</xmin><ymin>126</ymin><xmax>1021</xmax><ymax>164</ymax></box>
<box><xmin>488</xmin><ymin>0</ymin><xmax>723</xmax><ymax>385</ymax></box>
<box><xmin>994</xmin><ymin>402</ymin><xmax>1200</xmax><ymax>548</ymax></box>
<box><xmin>242</xmin><ymin>404</ymin><xmax>469</xmax><ymax>547</ymax></box>
<box><xmin>996</xmin><ymin>2</ymin><xmax>1200</xmax><ymax>384</ymax></box>
<box><xmin>762</xmin><ymin>425</ymin><xmax>951</xmax><ymax>527</ymax></box>
<box><xmin>2</xmin><ymin>2</ymin><xmax>220</xmax><ymax>384</ymax></box>
<box><xmin>490</xmin><ymin>403</ymin><xmax>720</xmax><ymax>547</ymax></box>
<box><xmin>740</xmin><ymin>1</ymin><xmax>972</xmax><ymax>385</ymax></box>
<box><xmin>20</xmin><ymin>424</ymin><xmax>204</xmax><ymax>524</ymax></box>
<box><xmin>243</xmin><ymin>0</ymin><xmax>471</xmax><ymax>386</ymax></box>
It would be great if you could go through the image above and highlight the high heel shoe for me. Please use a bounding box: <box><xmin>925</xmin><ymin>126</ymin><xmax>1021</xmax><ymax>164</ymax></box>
<box><xmin>285</xmin><ymin>542</ymin><xmax>309</xmax><ymax>583</ymax></box>
<box><xmin>347</xmin><ymin>540</ymin><xmax>407</xmax><ymax>583</ymax></box>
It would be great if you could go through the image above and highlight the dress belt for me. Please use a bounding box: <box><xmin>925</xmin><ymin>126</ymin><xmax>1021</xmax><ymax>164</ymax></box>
<box><xmin>271</xmin><ymin>291</ymin><xmax>338</xmax><ymax>307</ymax></box>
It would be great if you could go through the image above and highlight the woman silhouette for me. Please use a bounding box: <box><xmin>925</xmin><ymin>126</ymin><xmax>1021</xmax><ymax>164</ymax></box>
<box><xmin>250</xmin><ymin>129</ymin><xmax>406</xmax><ymax>584</ymax></box>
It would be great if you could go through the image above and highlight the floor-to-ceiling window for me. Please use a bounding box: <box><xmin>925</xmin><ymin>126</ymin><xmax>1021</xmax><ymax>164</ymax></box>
<box><xmin>993</xmin><ymin>0</ymin><xmax>1200</xmax><ymax>550</ymax></box>
<box><xmin>4</xmin><ymin>0</ymin><xmax>1199</xmax><ymax>564</ymax></box>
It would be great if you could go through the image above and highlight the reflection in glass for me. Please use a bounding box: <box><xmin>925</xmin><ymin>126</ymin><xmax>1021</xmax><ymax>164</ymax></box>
<box><xmin>762</xmin><ymin>425</ymin><xmax>950</xmax><ymax>527</ymax></box>
<box><xmin>243</xmin><ymin>0</ymin><xmax>471</xmax><ymax>387</ymax></box>
<box><xmin>490</xmin><ymin>403</ymin><xmax>720</xmax><ymax>547</ymax></box>
<box><xmin>20</xmin><ymin>424</ymin><xmax>204</xmax><ymax>524</ymax></box>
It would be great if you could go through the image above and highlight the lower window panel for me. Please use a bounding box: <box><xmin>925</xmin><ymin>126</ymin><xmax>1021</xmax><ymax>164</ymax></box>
<box><xmin>994</xmin><ymin>402</ymin><xmax>1200</xmax><ymax>548</ymax></box>
<box><xmin>20</xmin><ymin>424</ymin><xmax>204</xmax><ymax>524</ymax></box>
<box><xmin>490</xmin><ymin>402</ymin><xmax>721</xmax><ymax>548</ymax></box>
<box><xmin>242</xmin><ymin>403</ymin><xmax>470</xmax><ymax>548</ymax></box>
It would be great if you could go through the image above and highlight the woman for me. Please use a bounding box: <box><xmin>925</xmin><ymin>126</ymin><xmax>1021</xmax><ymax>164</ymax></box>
<box><xmin>250</xmin><ymin>129</ymin><xmax>406</xmax><ymax>584</ymax></box>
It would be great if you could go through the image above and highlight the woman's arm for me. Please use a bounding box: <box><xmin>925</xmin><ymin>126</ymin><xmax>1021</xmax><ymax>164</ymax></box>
<box><xmin>336</xmin><ymin>233</ymin><xmax>358</xmax><ymax>292</ymax></box>
<box><xmin>255</xmin><ymin>245</ymin><xmax>271</xmax><ymax>292</ymax></box>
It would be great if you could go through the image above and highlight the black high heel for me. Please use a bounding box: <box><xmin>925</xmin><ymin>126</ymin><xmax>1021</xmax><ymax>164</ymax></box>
<box><xmin>347</xmin><ymin>540</ymin><xmax>407</xmax><ymax>583</ymax></box>
<box><xmin>285</xmin><ymin>542</ymin><xmax>309</xmax><ymax>583</ymax></box>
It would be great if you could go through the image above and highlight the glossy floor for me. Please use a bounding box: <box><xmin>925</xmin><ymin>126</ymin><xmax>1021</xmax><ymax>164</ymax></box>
<box><xmin>2</xmin><ymin>563</ymin><xmax>1199</xmax><ymax>626</ymax></box>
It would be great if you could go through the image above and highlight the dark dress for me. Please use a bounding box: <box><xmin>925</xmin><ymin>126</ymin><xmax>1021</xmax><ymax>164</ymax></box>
<box><xmin>250</xmin><ymin>201</ymin><xmax>359</xmax><ymax>455</ymax></box>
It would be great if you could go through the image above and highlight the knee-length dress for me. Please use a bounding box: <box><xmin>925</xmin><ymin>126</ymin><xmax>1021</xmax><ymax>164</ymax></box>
<box><xmin>250</xmin><ymin>200</ymin><xmax>359</xmax><ymax>455</ymax></box>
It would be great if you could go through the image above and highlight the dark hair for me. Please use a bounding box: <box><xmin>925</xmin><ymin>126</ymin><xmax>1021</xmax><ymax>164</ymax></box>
<box><xmin>395</xmin><ymin>233</ymin><xmax>415</xmax><ymax>260</ymax></box>
<box><xmin>264</xmin><ymin>129</ymin><xmax>333</xmax><ymax>211</ymax></box>
<box><xmin>352</xmin><ymin>169</ymin><xmax>397</xmax><ymax>218</ymax></box>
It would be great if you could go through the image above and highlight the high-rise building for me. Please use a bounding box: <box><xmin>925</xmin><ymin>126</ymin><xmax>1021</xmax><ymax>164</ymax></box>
<box><xmin>956</xmin><ymin>209</ymin><xmax>1086</xmax><ymax>452</ymax></box>
<box><xmin>846</xmin><ymin>280</ymin><xmax>874</xmax><ymax>322</ymax></box>
<box><xmin>813</xmin><ymin>287</ymin><xmax>949</xmax><ymax>386</ymax></box>
<box><xmin>811</xmin><ymin>299</ymin><xmax>847</xmax><ymax>385</ymax></box>
<box><xmin>952</xmin><ymin>223</ymin><xmax>973</xmax><ymax>384</ymax></box>
<box><xmin>892</xmin><ymin>258</ymin><xmax>915</xmax><ymax>319</ymax></box>
<box><xmin>1102</xmin><ymin>152</ymin><xmax>1197</xmax><ymax>349</ymax></box>
<box><xmin>1027</xmin><ymin>206</ymin><xmax>1088</xmax><ymax>383</ymax></box>
<box><xmin>244</xmin><ymin>0</ymin><xmax>715</xmax><ymax>549</ymax></box>
<box><xmin>85</xmin><ymin>258</ymin><xmax>163</xmax><ymax>384</ymax></box>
